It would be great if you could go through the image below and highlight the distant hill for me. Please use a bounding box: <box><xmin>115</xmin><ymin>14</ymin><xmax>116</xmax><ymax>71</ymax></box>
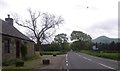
<box><xmin>92</xmin><ymin>36</ymin><xmax>118</xmax><ymax>43</ymax></box>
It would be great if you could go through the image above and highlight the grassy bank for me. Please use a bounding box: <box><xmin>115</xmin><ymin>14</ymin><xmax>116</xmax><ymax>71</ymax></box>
<box><xmin>80</xmin><ymin>50</ymin><xmax>120</xmax><ymax>60</ymax></box>
<box><xmin>40</xmin><ymin>51</ymin><xmax>66</xmax><ymax>55</ymax></box>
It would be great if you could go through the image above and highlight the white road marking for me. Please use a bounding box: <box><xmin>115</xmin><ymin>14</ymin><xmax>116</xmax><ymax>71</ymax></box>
<box><xmin>98</xmin><ymin>63</ymin><xmax>115</xmax><ymax>70</ymax></box>
<box><xmin>83</xmin><ymin>57</ymin><xmax>92</xmax><ymax>61</ymax></box>
<box><xmin>66</xmin><ymin>63</ymin><xmax>68</xmax><ymax>66</ymax></box>
<box><xmin>83</xmin><ymin>57</ymin><xmax>87</xmax><ymax>59</ymax></box>
<box><xmin>82</xmin><ymin>56</ymin><xmax>115</xmax><ymax>70</ymax></box>
<box><xmin>89</xmin><ymin>55</ymin><xmax>118</xmax><ymax>63</ymax></box>
<box><xmin>66</xmin><ymin>54</ymin><xmax>69</xmax><ymax>68</ymax></box>
<box><xmin>73</xmin><ymin>52</ymin><xmax>116</xmax><ymax>70</ymax></box>
<box><xmin>66</xmin><ymin>54</ymin><xmax>68</xmax><ymax>61</ymax></box>
<box><xmin>66</xmin><ymin>54</ymin><xmax>68</xmax><ymax>58</ymax></box>
<box><xmin>60</xmin><ymin>67</ymin><xmax>63</xmax><ymax>69</ymax></box>
<box><xmin>66</xmin><ymin>54</ymin><xmax>68</xmax><ymax>57</ymax></box>
<box><xmin>87</xmin><ymin>58</ymin><xmax>92</xmax><ymax>61</ymax></box>
<box><xmin>82</xmin><ymin>56</ymin><xmax>116</xmax><ymax>70</ymax></box>
<box><xmin>76</xmin><ymin>53</ymin><xmax>81</xmax><ymax>56</ymax></box>
<box><xmin>66</xmin><ymin>60</ymin><xmax>68</xmax><ymax>63</ymax></box>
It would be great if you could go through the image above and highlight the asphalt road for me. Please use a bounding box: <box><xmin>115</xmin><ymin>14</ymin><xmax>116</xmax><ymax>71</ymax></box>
<box><xmin>64</xmin><ymin>51</ymin><xmax>119</xmax><ymax>71</ymax></box>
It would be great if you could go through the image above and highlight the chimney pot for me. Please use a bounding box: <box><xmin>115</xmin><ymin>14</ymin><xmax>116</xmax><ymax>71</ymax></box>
<box><xmin>5</xmin><ymin>14</ymin><xmax>13</xmax><ymax>26</ymax></box>
<box><xmin>8</xmin><ymin>14</ymin><xmax>10</xmax><ymax>18</ymax></box>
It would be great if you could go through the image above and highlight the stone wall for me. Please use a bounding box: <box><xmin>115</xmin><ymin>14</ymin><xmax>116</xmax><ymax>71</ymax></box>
<box><xmin>2</xmin><ymin>36</ymin><xmax>16</xmax><ymax>61</ymax></box>
<box><xmin>2</xmin><ymin>35</ymin><xmax>35</xmax><ymax>61</ymax></box>
<box><xmin>26</xmin><ymin>41</ymin><xmax>35</xmax><ymax>57</ymax></box>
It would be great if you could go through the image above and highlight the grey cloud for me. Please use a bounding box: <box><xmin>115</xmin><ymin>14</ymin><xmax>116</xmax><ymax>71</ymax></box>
<box><xmin>89</xmin><ymin>20</ymin><xmax>118</xmax><ymax>31</ymax></box>
<box><xmin>86</xmin><ymin>20</ymin><xmax>118</xmax><ymax>39</ymax></box>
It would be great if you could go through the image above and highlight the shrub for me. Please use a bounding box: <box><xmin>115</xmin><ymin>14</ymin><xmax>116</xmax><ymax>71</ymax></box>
<box><xmin>2</xmin><ymin>59</ymin><xmax>19</xmax><ymax>66</ymax></box>
<box><xmin>41</xmin><ymin>51</ymin><xmax>65</xmax><ymax>55</ymax></box>
<box><xmin>21</xmin><ymin>44</ymin><xmax>27</xmax><ymax>60</ymax></box>
<box><xmin>15</xmin><ymin>59</ymin><xmax>24</xmax><ymax>67</ymax></box>
<box><xmin>2</xmin><ymin>60</ymin><xmax>10</xmax><ymax>66</ymax></box>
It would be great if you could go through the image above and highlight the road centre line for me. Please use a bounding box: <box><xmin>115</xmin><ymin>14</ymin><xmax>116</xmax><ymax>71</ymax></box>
<box><xmin>66</xmin><ymin>60</ymin><xmax>68</xmax><ymax>63</ymax></box>
<box><xmin>76</xmin><ymin>53</ymin><xmax>93</xmax><ymax>61</ymax></box>
<box><xmin>66</xmin><ymin>54</ymin><xmax>68</xmax><ymax>60</ymax></box>
<box><xmin>66</xmin><ymin>54</ymin><xmax>68</xmax><ymax>57</ymax></box>
<box><xmin>87</xmin><ymin>58</ymin><xmax>92</xmax><ymax>61</ymax></box>
<box><xmin>66</xmin><ymin>63</ymin><xmax>68</xmax><ymax>66</ymax></box>
<box><xmin>67</xmin><ymin>69</ymin><xmax>69</xmax><ymax>71</ymax></box>
<box><xmin>83</xmin><ymin>57</ymin><xmax>92</xmax><ymax>61</ymax></box>
<box><xmin>65</xmin><ymin>55</ymin><xmax>69</xmax><ymax>71</ymax></box>
<box><xmin>60</xmin><ymin>67</ymin><xmax>63</xmax><ymax>69</ymax></box>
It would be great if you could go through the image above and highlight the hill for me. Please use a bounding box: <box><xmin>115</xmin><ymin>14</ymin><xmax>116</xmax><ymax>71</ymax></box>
<box><xmin>92</xmin><ymin>36</ymin><xmax>118</xmax><ymax>43</ymax></box>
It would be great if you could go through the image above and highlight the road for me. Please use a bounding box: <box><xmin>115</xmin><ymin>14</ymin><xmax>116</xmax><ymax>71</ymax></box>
<box><xmin>64</xmin><ymin>51</ymin><xmax>119</xmax><ymax>71</ymax></box>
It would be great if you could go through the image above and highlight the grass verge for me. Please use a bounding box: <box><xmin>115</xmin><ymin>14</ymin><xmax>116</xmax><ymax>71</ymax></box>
<box><xmin>2</xmin><ymin>51</ymin><xmax>43</xmax><ymax>71</ymax></box>
<box><xmin>80</xmin><ymin>50</ymin><xmax>120</xmax><ymax>60</ymax></box>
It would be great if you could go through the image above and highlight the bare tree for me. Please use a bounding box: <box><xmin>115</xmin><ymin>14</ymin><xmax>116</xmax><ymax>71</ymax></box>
<box><xmin>13</xmin><ymin>9</ymin><xmax>64</xmax><ymax>51</ymax></box>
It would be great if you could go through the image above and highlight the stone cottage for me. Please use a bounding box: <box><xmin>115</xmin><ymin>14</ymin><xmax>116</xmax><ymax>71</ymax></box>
<box><xmin>0</xmin><ymin>15</ymin><xmax>35</xmax><ymax>61</ymax></box>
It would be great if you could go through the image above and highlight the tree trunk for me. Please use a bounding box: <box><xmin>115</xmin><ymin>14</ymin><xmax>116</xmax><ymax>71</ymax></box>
<box><xmin>36</xmin><ymin>39</ymin><xmax>42</xmax><ymax>55</ymax></box>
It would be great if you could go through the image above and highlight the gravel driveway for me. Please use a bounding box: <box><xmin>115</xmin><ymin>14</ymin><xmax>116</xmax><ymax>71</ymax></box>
<box><xmin>36</xmin><ymin>54</ymin><xmax>66</xmax><ymax>69</ymax></box>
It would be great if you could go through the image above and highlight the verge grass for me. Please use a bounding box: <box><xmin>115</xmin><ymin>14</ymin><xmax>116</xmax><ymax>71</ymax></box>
<box><xmin>80</xmin><ymin>50</ymin><xmax>120</xmax><ymax>60</ymax></box>
<box><xmin>2</xmin><ymin>51</ymin><xmax>44</xmax><ymax>71</ymax></box>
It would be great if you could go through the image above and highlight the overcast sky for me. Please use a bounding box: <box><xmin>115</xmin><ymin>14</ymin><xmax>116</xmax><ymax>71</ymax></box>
<box><xmin>0</xmin><ymin>0</ymin><xmax>119</xmax><ymax>40</ymax></box>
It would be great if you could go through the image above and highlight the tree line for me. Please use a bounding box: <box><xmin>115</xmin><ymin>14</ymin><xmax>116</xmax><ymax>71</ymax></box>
<box><xmin>38</xmin><ymin>31</ymin><xmax>119</xmax><ymax>53</ymax></box>
<box><xmin>94</xmin><ymin>41</ymin><xmax>119</xmax><ymax>53</ymax></box>
<box><xmin>36</xmin><ymin>31</ymin><xmax>92</xmax><ymax>52</ymax></box>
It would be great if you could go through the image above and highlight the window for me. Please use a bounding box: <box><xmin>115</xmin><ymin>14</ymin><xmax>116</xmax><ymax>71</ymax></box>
<box><xmin>4</xmin><ymin>39</ymin><xmax>10</xmax><ymax>53</ymax></box>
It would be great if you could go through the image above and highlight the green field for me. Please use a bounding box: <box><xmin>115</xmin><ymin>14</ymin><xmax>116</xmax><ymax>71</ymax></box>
<box><xmin>80</xmin><ymin>50</ymin><xmax>120</xmax><ymax>60</ymax></box>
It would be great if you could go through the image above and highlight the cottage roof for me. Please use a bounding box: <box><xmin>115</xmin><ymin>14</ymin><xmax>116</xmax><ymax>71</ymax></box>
<box><xmin>0</xmin><ymin>19</ymin><xmax>33</xmax><ymax>42</ymax></box>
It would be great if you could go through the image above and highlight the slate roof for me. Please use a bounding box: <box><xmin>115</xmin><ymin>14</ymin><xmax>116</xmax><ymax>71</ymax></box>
<box><xmin>0</xmin><ymin>19</ymin><xmax>33</xmax><ymax>42</ymax></box>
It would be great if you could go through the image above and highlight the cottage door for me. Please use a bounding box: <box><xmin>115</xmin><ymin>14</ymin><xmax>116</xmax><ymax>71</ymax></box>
<box><xmin>16</xmin><ymin>41</ymin><xmax>20</xmax><ymax>58</ymax></box>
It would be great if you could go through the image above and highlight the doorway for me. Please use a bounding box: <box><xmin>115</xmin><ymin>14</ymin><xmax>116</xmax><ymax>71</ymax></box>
<box><xmin>16</xmin><ymin>41</ymin><xmax>20</xmax><ymax>58</ymax></box>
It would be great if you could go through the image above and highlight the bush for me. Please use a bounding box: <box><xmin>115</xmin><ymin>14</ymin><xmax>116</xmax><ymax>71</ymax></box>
<box><xmin>2</xmin><ymin>60</ymin><xmax>10</xmax><ymax>66</ymax></box>
<box><xmin>15</xmin><ymin>59</ymin><xmax>24</xmax><ymax>67</ymax></box>
<box><xmin>21</xmin><ymin>44</ymin><xmax>27</xmax><ymax>60</ymax></box>
<box><xmin>2</xmin><ymin>59</ymin><xmax>17</xmax><ymax>66</ymax></box>
<box><xmin>41</xmin><ymin>51</ymin><xmax>65</xmax><ymax>55</ymax></box>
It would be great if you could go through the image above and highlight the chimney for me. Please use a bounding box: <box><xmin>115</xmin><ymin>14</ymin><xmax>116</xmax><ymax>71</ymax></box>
<box><xmin>5</xmin><ymin>14</ymin><xmax>13</xmax><ymax>26</ymax></box>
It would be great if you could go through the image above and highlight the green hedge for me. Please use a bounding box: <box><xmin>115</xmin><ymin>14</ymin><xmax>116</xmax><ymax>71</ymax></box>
<box><xmin>80</xmin><ymin>50</ymin><xmax>120</xmax><ymax>60</ymax></box>
<box><xmin>40</xmin><ymin>51</ymin><xmax>65</xmax><ymax>55</ymax></box>
<box><xmin>21</xmin><ymin>44</ymin><xmax>27</xmax><ymax>60</ymax></box>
